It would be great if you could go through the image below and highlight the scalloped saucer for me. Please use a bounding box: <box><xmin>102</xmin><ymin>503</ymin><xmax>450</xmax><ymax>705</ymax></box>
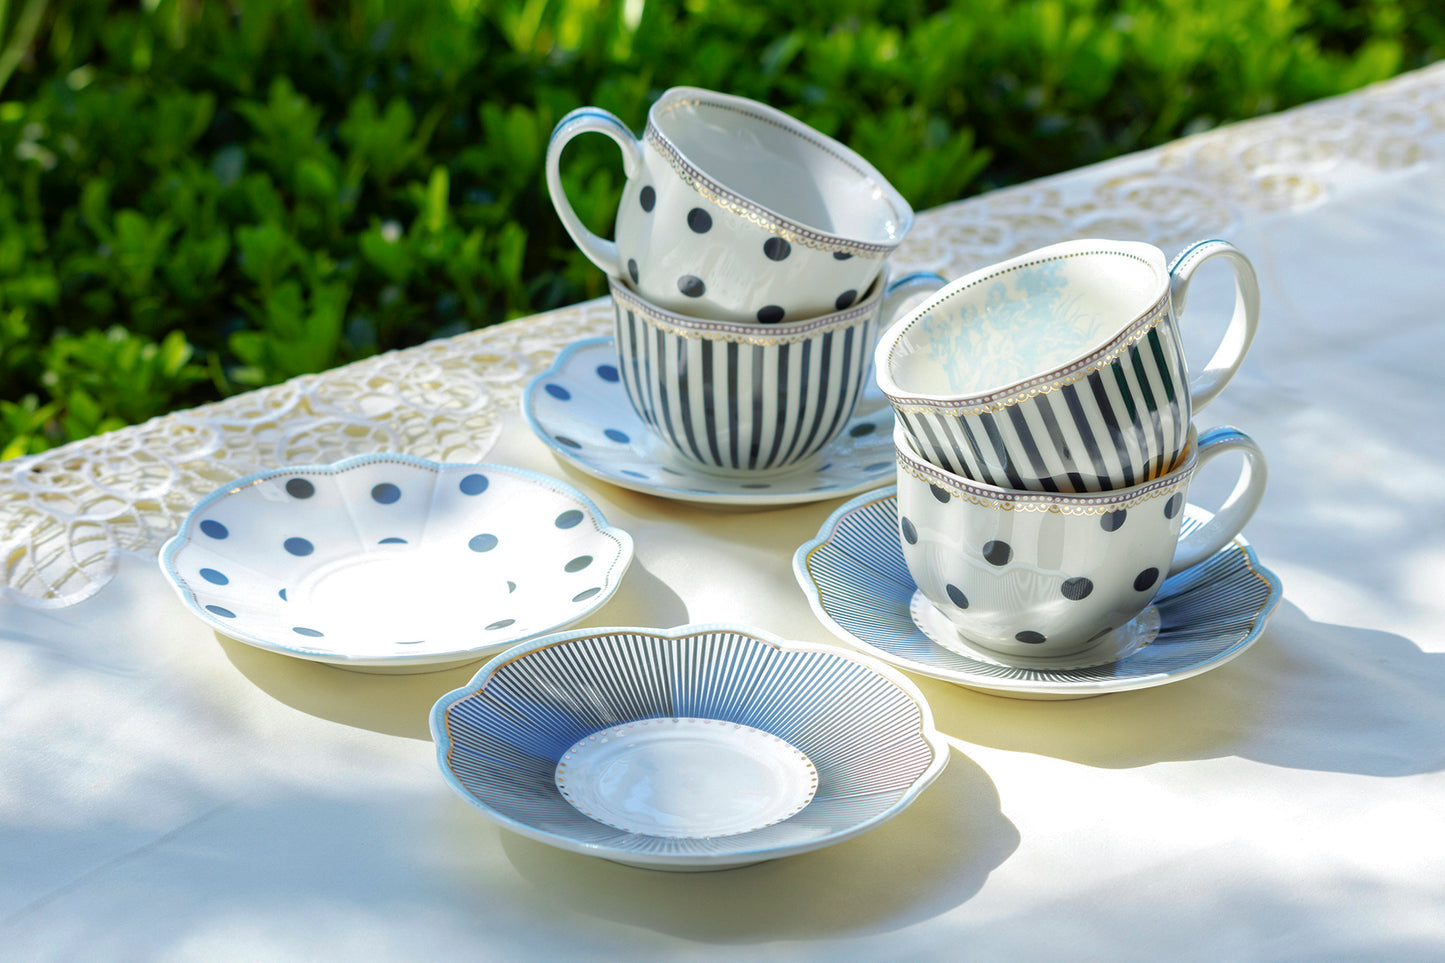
<box><xmin>523</xmin><ymin>337</ymin><xmax>897</xmax><ymax>507</ymax></box>
<box><xmin>793</xmin><ymin>487</ymin><xmax>1283</xmax><ymax>700</ymax></box>
<box><xmin>160</xmin><ymin>454</ymin><xmax>633</xmax><ymax>673</ymax></box>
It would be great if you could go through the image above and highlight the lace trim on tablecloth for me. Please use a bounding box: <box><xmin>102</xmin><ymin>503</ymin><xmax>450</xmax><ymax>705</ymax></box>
<box><xmin>4</xmin><ymin>61</ymin><xmax>1444</xmax><ymax>607</ymax></box>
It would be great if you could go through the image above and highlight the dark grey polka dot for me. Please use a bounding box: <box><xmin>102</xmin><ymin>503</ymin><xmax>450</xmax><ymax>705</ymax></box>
<box><xmin>1101</xmin><ymin>509</ymin><xmax>1127</xmax><ymax>532</ymax></box>
<box><xmin>1061</xmin><ymin>577</ymin><xmax>1094</xmax><ymax>600</ymax></box>
<box><xmin>1016</xmin><ymin>630</ymin><xmax>1047</xmax><ymax>645</ymax></box>
<box><xmin>200</xmin><ymin>520</ymin><xmax>228</xmax><ymax>539</ymax></box>
<box><xmin>835</xmin><ymin>289</ymin><xmax>858</xmax><ymax>310</ymax></box>
<box><xmin>627</xmin><ymin>258</ymin><xmax>638</xmax><ymax>284</ymax></box>
<box><xmin>371</xmin><ymin>483</ymin><xmax>400</xmax><ymax>504</ymax></box>
<box><xmin>555</xmin><ymin>435</ymin><xmax>582</xmax><ymax>448</ymax></box>
<box><xmin>849</xmin><ymin>422</ymin><xmax>877</xmax><ymax>437</ymax></box>
<box><xmin>982</xmin><ymin>540</ymin><xmax>1012</xmax><ymax>566</ymax></box>
<box><xmin>639</xmin><ymin>186</ymin><xmax>655</xmax><ymax>211</ymax></box>
<box><xmin>572</xmin><ymin>587</ymin><xmax>601</xmax><ymax>602</ymax></box>
<box><xmin>900</xmin><ymin>517</ymin><xmax>918</xmax><ymax>545</ymax></box>
<box><xmin>757</xmin><ymin>305</ymin><xmax>785</xmax><ymax>323</ymax></box>
<box><xmin>687</xmin><ymin>208</ymin><xmax>712</xmax><ymax>233</ymax></box>
<box><xmin>459</xmin><ymin>473</ymin><xmax>489</xmax><ymax>495</ymax></box>
<box><xmin>678</xmin><ymin>275</ymin><xmax>705</xmax><ymax>297</ymax></box>
<box><xmin>284</xmin><ymin>537</ymin><xmax>314</xmax><ymax>556</ymax></box>
<box><xmin>469</xmin><ymin>533</ymin><xmax>498</xmax><ymax>552</ymax></box>
<box><xmin>486</xmin><ymin>619</ymin><xmax>515</xmax><ymax>631</ymax></box>
<box><xmin>946</xmin><ymin>584</ymin><xmax>969</xmax><ymax>608</ymax></box>
<box><xmin>1134</xmin><ymin>568</ymin><xmax>1160</xmax><ymax>592</ymax></box>
<box><xmin>285</xmin><ymin>478</ymin><xmax>315</xmax><ymax>499</ymax></box>
<box><xmin>200</xmin><ymin>568</ymin><xmax>228</xmax><ymax>585</ymax></box>
<box><xmin>205</xmin><ymin>605</ymin><xmax>236</xmax><ymax>618</ymax></box>
<box><xmin>763</xmin><ymin>237</ymin><xmax>791</xmax><ymax>261</ymax></box>
<box><xmin>564</xmin><ymin>555</ymin><xmax>593</xmax><ymax>573</ymax></box>
<box><xmin>1164</xmin><ymin>492</ymin><xmax>1184</xmax><ymax>519</ymax></box>
<box><xmin>1087</xmin><ymin>626</ymin><xmax>1114</xmax><ymax>643</ymax></box>
<box><xmin>555</xmin><ymin>510</ymin><xmax>583</xmax><ymax>529</ymax></box>
<box><xmin>929</xmin><ymin>484</ymin><xmax>951</xmax><ymax>503</ymax></box>
<box><xmin>833</xmin><ymin>251</ymin><xmax>853</xmax><ymax>261</ymax></box>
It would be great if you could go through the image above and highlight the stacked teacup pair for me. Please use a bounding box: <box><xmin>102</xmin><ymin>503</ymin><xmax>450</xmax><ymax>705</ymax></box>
<box><xmin>547</xmin><ymin>87</ymin><xmax>936</xmax><ymax>475</ymax></box>
<box><xmin>875</xmin><ymin>238</ymin><xmax>1270</xmax><ymax>660</ymax></box>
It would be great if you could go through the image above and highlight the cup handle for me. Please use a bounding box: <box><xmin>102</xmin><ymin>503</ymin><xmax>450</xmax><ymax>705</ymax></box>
<box><xmin>879</xmin><ymin>271</ymin><xmax>947</xmax><ymax>325</ymax></box>
<box><xmin>1168</xmin><ymin>239</ymin><xmax>1261</xmax><ymax>411</ymax></box>
<box><xmin>544</xmin><ymin>107</ymin><xmax>644</xmax><ymax>277</ymax></box>
<box><xmin>1168</xmin><ymin>425</ymin><xmax>1269</xmax><ymax>575</ymax></box>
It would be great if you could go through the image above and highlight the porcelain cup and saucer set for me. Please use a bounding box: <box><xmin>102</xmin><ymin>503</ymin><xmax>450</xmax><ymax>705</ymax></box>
<box><xmin>161</xmin><ymin>86</ymin><xmax>1283</xmax><ymax>872</ymax></box>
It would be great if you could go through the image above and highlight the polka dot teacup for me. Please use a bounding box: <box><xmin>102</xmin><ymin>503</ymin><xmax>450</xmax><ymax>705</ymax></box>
<box><xmin>546</xmin><ymin>86</ymin><xmax>913</xmax><ymax>324</ymax></box>
<box><xmin>893</xmin><ymin>423</ymin><xmax>1268</xmax><ymax>659</ymax></box>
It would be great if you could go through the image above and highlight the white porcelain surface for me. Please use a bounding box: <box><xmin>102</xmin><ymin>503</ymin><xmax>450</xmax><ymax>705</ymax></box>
<box><xmin>546</xmin><ymin>86</ymin><xmax>912</xmax><ymax>323</ymax></box>
<box><xmin>524</xmin><ymin>337</ymin><xmax>899</xmax><ymax>506</ymax></box>
<box><xmin>794</xmin><ymin>488</ymin><xmax>1284</xmax><ymax>700</ymax></box>
<box><xmin>876</xmin><ymin>237</ymin><xmax>1261</xmax><ymax>491</ymax></box>
<box><xmin>160</xmin><ymin>454</ymin><xmax>633</xmax><ymax>670</ymax></box>
<box><xmin>431</xmin><ymin>623</ymin><xmax>948</xmax><ymax>871</ymax></box>
<box><xmin>894</xmin><ymin>424</ymin><xmax>1267</xmax><ymax>658</ymax></box>
<box><xmin>556</xmin><ymin>718</ymin><xmax>817</xmax><ymax>838</ymax></box>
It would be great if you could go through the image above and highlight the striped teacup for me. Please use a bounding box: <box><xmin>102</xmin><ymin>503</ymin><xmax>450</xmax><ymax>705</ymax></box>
<box><xmin>875</xmin><ymin>238</ymin><xmax>1260</xmax><ymax>493</ymax></box>
<box><xmin>609</xmin><ymin>269</ymin><xmax>943</xmax><ymax>475</ymax></box>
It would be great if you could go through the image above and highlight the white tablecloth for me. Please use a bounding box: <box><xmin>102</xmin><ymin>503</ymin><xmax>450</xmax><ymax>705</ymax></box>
<box><xmin>3</xmin><ymin>64</ymin><xmax>1445</xmax><ymax>960</ymax></box>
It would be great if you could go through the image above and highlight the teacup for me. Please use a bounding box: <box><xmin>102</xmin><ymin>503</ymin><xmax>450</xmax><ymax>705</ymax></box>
<box><xmin>876</xmin><ymin>238</ymin><xmax>1261</xmax><ymax>493</ymax></box>
<box><xmin>610</xmin><ymin>270</ymin><xmax>944</xmax><ymax>474</ymax></box>
<box><xmin>547</xmin><ymin>86</ymin><xmax>914</xmax><ymax>324</ymax></box>
<box><xmin>893</xmin><ymin>422</ymin><xmax>1268</xmax><ymax>659</ymax></box>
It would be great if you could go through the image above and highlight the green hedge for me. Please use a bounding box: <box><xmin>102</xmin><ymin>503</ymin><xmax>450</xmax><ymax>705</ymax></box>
<box><xmin>1</xmin><ymin>0</ymin><xmax>1440</xmax><ymax>457</ymax></box>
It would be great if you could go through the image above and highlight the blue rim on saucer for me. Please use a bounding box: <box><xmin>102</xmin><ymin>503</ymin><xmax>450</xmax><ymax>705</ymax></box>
<box><xmin>430</xmin><ymin>623</ymin><xmax>949</xmax><ymax>870</ymax></box>
<box><xmin>793</xmin><ymin>487</ymin><xmax>1283</xmax><ymax>699</ymax></box>
<box><xmin>523</xmin><ymin>337</ymin><xmax>896</xmax><ymax>506</ymax></box>
<box><xmin>160</xmin><ymin>453</ymin><xmax>633</xmax><ymax>672</ymax></box>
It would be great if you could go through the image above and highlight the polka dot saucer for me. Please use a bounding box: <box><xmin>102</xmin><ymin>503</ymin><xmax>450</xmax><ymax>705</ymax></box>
<box><xmin>159</xmin><ymin>454</ymin><xmax>633</xmax><ymax>672</ymax></box>
<box><xmin>523</xmin><ymin>337</ymin><xmax>896</xmax><ymax>506</ymax></box>
<box><xmin>793</xmin><ymin>487</ymin><xmax>1283</xmax><ymax>700</ymax></box>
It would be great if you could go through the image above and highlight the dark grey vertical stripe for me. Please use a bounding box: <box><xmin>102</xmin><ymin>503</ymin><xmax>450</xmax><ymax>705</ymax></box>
<box><xmin>764</xmin><ymin>343</ymin><xmax>791</xmax><ymax>468</ymax></box>
<box><xmin>699</xmin><ymin>338</ymin><xmax>724</xmax><ymax>467</ymax></box>
<box><xmin>1061</xmin><ymin>383</ymin><xmax>1109</xmax><ymax>485</ymax></box>
<box><xmin>1005</xmin><ymin>404</ymin><xmax>1061</xmax><ymax>493</ymax></box>
<box><xmin>1035</xmin><ymin>396</ymin><xmax>1087</xmax><ymax>492</ymax></box>
<box><xmin>780</xmin><ymin>340</ymin><xmax>813</xmax><ymax>466</ymax></box>
<box><xmin>1086</xmin><ymin>370</ymin><xmax>1133</xmax><ymax>487</ymax></box>
<box><xmin>747</xmin><ymin>344</ymin><xmax>766</xmax><ymax>469</ymax></box>
<box><xmin>725</xmin><ymin>340</ymin><xmax>741</xmax><ymax>470</ymax></box>
<box><xmin>978</xmin><ymin>411</ymin><xmax>1025</xmax><ymax>489</ymax></box>
<box><xmin>815</xmin><ymin>327</ymin><xmax>857</xmax><ymax>460</ymax></box>
<box><xmin>1128</xmin><ymin>339</ymin><xmax>1166</xmax><ymax>481</ymax></box>
<box><xmin>795</xmin><ymin>331</ymin><xmax>836</xmax><ymax>461</ymax></box>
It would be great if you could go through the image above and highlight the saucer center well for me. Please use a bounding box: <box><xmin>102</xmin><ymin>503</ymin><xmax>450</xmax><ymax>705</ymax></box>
<box><xmin>555</xmin><ymin>718</ymin><xmax>817</xmax><ymax>838</ymax></box>
<box><xmin>294</xmin><ymin>548</ymin><xmax>512</xmax><ymax>645</ymax></box>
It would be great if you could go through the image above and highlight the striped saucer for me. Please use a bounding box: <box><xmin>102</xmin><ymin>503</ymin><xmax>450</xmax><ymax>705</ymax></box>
<box><xmin>793</xmin><ymin>487</ymin><xmax>1283</xmax><ymax>700</ymax></box>
<box><xmin>430</xmin><ymin>623</ymin><xmax>948</xmax><ymax>870</ymax></box>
